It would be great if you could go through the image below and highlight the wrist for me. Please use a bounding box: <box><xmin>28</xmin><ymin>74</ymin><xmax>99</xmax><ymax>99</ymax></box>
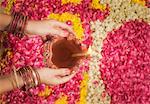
<box><xmin>0</xmin><ymin>12</ymin><xmax>28</xmax><ymax>38</ymax></box>
<box><xmin>25</xmin><ymin>20</ymin><xmax>38</xmax><ymax>35</ymax></box>
<box><xmin>11</xmin><ymin>73</ymin><xmax>24</xmax><ymax>88</ymax></box>
<box><xmin>36</xmin><ymin>69</ymin><xmax>44</xmax><ymax>84</ymax></box>
<box><xmin>25</xmin><ymin>20</ymin><xmax>32</xmax><ymax>35</ymax></box>
<box><xmin>17</xmin><ymin>67</ymin><xmax>40</xmax><ymax>90</ymax></box>
<box><xmin>0</xmin><ymin>14</ymin><xmax>12</xmax><ymax>30</ymax></box>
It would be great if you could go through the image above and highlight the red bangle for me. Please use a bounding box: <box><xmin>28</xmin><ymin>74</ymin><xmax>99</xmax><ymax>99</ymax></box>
<box><xmin>6</xmin><ymin>12</ymin><xmax>28</xmax><ymax>38</ymax></box>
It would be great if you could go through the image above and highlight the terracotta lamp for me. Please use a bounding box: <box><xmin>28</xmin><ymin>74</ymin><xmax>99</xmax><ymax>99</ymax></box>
<box><xmin>43</xmin><ymin>37</ymin><xmax>88</xmax><ymax>70</ymax></box>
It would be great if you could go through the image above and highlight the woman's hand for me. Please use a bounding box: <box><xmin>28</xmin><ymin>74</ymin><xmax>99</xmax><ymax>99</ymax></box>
<box><xmin>37</xmin><ymin>68</ymin><xmax>76</xmax><ymax>85</ymax></box>
<box><xmin>25</xmin><ymin>20</ymin><xmax>74</xmax><ymax>37</ymax></box>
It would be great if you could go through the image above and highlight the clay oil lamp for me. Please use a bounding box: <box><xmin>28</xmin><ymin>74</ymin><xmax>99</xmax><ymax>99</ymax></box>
<box><xmin>43</xmin><ymin>36</ymin><xmax>89</xmax><ymax>71</ymax></box>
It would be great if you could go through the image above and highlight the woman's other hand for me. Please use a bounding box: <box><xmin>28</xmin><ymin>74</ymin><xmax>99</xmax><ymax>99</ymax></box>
<box><xmin>37</xmin><ymin>68</ymin><xmax>76</xmax><ymax>85</ymax></box>
<box><xmin>25</xmin><ymin>20</ymin><xmax>75</xmax><ymax>37</ymax></box>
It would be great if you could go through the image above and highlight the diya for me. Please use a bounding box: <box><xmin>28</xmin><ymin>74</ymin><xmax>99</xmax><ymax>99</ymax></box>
<box><xmin>43</xmin><ymin>36</ymin><xmax>88</xmax><ymax>71</ymax></box>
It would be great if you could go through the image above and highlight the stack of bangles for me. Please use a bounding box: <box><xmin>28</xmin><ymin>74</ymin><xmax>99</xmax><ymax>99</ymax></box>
<box><xmin>6</xmin><ymin>12</ymin><xmax>28</xmax><ymax>38</ymax></box>
<box><xmin>11</xmin><ymin>67</ymin><xmax>40</xmax><ymax>90</ymax></box>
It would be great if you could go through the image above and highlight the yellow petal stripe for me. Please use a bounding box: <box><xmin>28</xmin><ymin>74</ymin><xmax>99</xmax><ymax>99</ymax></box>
<box><xmin>55</xmin><ymin>95</ymin><xmax>68</xmax><ymax>104</ymax></box>
<box><xmin>4</xmin><ymin>0</ymin><xmax>16</xmax><ymax>14</ymax></box>
<box><xmin>132</xmin><ymin>0</ymin><xmax>146</xmax><ymax>6</ymax></box>
<box><xmin>38</xmin><ymin>86</ymin><xmax>52</xmax><ymax>97</ymax></box>
<box><xmin>77</xmin><ymin>72</ymin><xmax>89</xmax><ymax>104</ymax></box>
<box><xmin>49</xmin><ymin>12</ymin><xmax>84</xmax><ymax>40</ymax></box>
<box><xmin>61</xmin><ymin>0</ymin><xmax>82</xmax><ymax>5</ymax></box>
<box><xmin>90</xmin><ymin>0</ymin><xmax>107</xmax><ymax>11</ymax></box>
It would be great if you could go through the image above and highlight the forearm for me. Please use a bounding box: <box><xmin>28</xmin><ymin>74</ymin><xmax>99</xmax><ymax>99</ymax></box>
<box><xmin>0</xmin><ymin>13</ymin><xmax>33</xmax><ymax>35</ymax></box>
<box><xmin>0</xmin><ymin>73</ymin><xmax>23</xmax><ymax>94</ymax></box>
<box><xmin>0</xmin><ymin>67</ymin><xmax>42</xmax><ymax>94</ymax></box>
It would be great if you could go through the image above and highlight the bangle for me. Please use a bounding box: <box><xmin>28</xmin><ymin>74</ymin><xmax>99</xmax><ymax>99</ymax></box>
<box><xmin>17</xmin><ymin>66</ymin><xmax>40</xmax><ymax>90</ymax></box>
<box><xmin>29</xmin><ymin>66</ymin><xmax>40</xmax><ymax>86</ymax></box>
<box><xmin>6</xmin><ymin>12</ymin><xmax>28</xmax><ymax>38</ymax></box>
<box><xmin>12</xmin><ymin>66</ymin><xmax>20</xmax><ymax>89</ymax></box>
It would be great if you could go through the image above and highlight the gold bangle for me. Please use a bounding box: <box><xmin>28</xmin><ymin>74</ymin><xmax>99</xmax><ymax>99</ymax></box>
<box><xmin>34</xmin><ymin>69</ymin><xmax>41</xmax><ymax>85</ymax></box>
<box><xmin>12</xmin><ymin>66</ymin><xmax>20</xmax><ymax>89</ymax></box>
<box><xmin>29</xmin><ymin>66</ymin><xmax>38</xmax><ymax>86</ymax></box>
<box><xmin>17</xmin><ymin>66</ymin><xmax>40</xmax><ymax>90</ymax></box>
<box><xmin>25</xmin><ymin>67</ymin><xmax>34</xmax><ymax>89</ymax></box>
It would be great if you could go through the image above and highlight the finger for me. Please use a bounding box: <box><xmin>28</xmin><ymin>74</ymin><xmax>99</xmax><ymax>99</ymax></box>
<box><xmin>51</xmin><ymin>28</ymin><xmax>68</xmax><ymax>37</ymax></box>
<box><xmin>67</xmin><ymin>33</ymin><xmax>76</xmax><ymax>40</ymax></box>
<box><xmin>72</xmin><ymin>66</ymin><xmax>79</xmax><ymax>73</ymax></box>
<box><xmin>55</xmin><ymin>21</ymin><xmax>75</xmax><ymax>35</ymax></box>
<box><xmin>74</xmin><ymin>39</ymin><xmax>81</xmax><ymax>44</ymax></box>
<box><xmin>53</xmin><ymin>68</ymin><xmax>71</xmax><ymax>76</ymax></box>
<box><xmin>55</xmin><ymin>73</ymin><xmax>76</xmax><ymax>84</ymax></box>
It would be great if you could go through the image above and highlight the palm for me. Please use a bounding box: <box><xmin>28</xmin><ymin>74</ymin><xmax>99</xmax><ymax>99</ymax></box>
<box><xmin>37</xmin><ymin>68</ymin><xmax>75</xmax><ymax>85</ymax></box>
